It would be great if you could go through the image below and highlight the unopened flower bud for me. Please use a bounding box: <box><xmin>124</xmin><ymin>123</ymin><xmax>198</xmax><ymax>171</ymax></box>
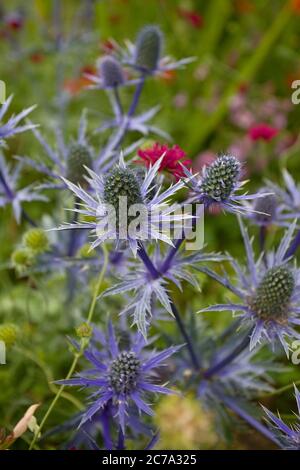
<box><xmin>135</xmin><ymin>25</ymin><xmax>163</xmax><ymax>72</ymax></box>
<box><xmin>99</xmin><ymin>56</ymin><xmax>125</xmax><ymax>88</ymax></box>
<box><xmin>76</xmin><ymin>322</ymin><xmax>93</xmax><ymax>338</ymax></box>
<box><xmin>23</xmin><ymin>228</ymin><xmax>49</xmax><ymax>254</ymax></box>
<box><xmin>66</xmin><ymin>143</ymin><xmax>93</xmax><ymax>185</ymax></box>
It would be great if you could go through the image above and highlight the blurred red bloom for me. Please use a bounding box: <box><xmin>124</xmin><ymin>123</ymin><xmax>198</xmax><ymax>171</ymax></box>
<box><xmin>290</xmin><ymin>0</ymin><xmax>300</xmax><ymax>13</ymax></box>
<box><xmin>6</xmin><ymin>13</ymin><xmax>23</xmax><ymax>31</ymax></box>
<box><xmin>29</xmin><ymin>52</ymin><xmax>45</xmax><ymax>64</ymax></box>
<box><xmin>101</xmin><ymin>39</ymin><xmax>116</xmax><ymax>54</ymax></box>
<box><xmin>136</xmin><ymin>143</ymin><xmax>191</xmax><ymax>180</ymax></box>
<box><xmin>248</xmin><ymin>123</ymin><xmax>279</xmax><ymax>141</ymax></box>
<box><xmin>178</xmin><ymin>8</ymin><xmax>203</xmax><ymax>29</ymax></box>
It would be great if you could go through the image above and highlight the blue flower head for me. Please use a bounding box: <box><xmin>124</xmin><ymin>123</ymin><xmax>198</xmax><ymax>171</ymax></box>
<box><xmin>185</xmin><ymin>154</ymin><xmax>269</xmax><ymax>216</ymax></box>
<box><xmin>57</xmin><ymin>322</ymin><xmax>181</xmax><ymax>433</ymax></box>
<box><xmin>262</xmin><ymin>385</ymin><xmax>300</xmax><ymax>450</ymax></box>
<box><xmin>199</xmin><ymin>218</ymin><xmax>300</xmax><ymax>356</ymax></box>
<box><xmin>56</xmin><ymin>153</ymin><xmax>189</xmax><ymax>255</ymax></box>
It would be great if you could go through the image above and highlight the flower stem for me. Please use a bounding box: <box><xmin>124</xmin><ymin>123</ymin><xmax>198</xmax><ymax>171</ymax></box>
<box><xmin>137</xmin><ymin>241</ymin><xmax>200</xmax><ymax>370</ymax></box>
<box><xmin>137</xmin><ymin>241</ymin><xmax>160</xmax><ymax>279</ymax></box>
<box><xmin>97</xmin><ymin>78</ymin><xmax>145</xmax><ymax>167</ymax></box>
<box><xmin>219</xmin><ymin>394</ymin><xmax>279</xmax><ymax>446</ymax></box>
<box><xmin>170</xmin><ymin>301</ymin><xmax>200</xmax><ymax>370</ymax></box>
<box><xmin>203</xmin><ymin>328</ymin><xmax>253</xmax><ymax>379</ymax></box>
<box><xmin>284</xmin><ymin>228</ymin><xmax>300</xmax><ymax>260</ymax></box>
<box><xmin>29</xmin><ymin>244</ymin><xmax>109</xmax><ymax>450</ymax></box>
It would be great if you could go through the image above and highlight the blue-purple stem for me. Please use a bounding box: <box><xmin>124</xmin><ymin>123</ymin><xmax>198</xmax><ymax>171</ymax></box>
<box><xmin>284</xmin><ymin>229</ymin><xmax>300</xmax><ymax>260</ymax></box>
<box><xmin>219</xmin><ymin>394</ymin><xmax>279</xmax><ymax>446</ymax></box>
<box><xmin>204</xmin><ymin>328</ymin><xmax>253</xmax><ymax>379</ymax></box>
<box><xmin>98</xmin><ymin>78</ymin><xmax>145</xmax><ymax>166</ymax></box>
<box><xmin>101</xmin><ymin>406</ymin><xmax>113</xmax><ymax>451</ymax></box>
<box><xmin>116</xmin><ymin>427</ymin><xmax>125</xmax><ymax>450</ymax></box>
<box><xmin>137</xmin><ymin>242</ymin><xmax>200</xmax><ymax>370</ymax></box>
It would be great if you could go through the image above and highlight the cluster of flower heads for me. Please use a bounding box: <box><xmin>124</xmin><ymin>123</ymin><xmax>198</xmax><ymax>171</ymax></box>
<box><xmin>2</xmin><ymin>23</ymin><xmax>300</xmax><ymax>451</ymax></box>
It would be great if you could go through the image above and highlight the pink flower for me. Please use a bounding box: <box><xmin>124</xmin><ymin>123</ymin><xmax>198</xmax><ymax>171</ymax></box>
<box><xmin>248</xmin><ymin>123</ymin><xmax>279</xmax><ymax>141</ymax></box>
<box><xmin>136</xmin><ymin>143</ymin><xmax>191</xmax><ymax>180</ymax></box>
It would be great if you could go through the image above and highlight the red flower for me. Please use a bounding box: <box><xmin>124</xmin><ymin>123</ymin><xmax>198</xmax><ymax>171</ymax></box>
<box><xmin>248</xmin><ymin>123</ymin><xmax>279</xmax><ymax>141</ymax></box>
<box><xmin>136</xmin><ymin>143</ymin><xmax>191</xmax><ymax>180</ymax></box>
<box><xmin>178</xmin><ymin>8</ymin><xmax>203</xmax><ymax>29</ymax></box>
<box><xmin>29</xmin><ymin>52</ymin><xmax>45</xmax><ymax>64</ymax></box>
<box><xmin>5</xmin><ymin>14</ymin><xmax>23</xmax><ymax>31</ymax></box>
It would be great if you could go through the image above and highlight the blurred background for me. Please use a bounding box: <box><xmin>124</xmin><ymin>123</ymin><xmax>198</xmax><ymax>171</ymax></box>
<box><xmin>1</xmin><ymin>0</ymin><xmax>300</xmax><ymax>449</ymax></box>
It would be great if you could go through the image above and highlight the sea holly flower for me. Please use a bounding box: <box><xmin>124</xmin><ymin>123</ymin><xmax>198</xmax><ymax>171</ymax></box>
<box><xmin>185</xmin><ymin>154</ymin><xmax>267</xmax><ymax>215</ymax></box>
<box><xmin>109</xmin><ymin>25</ymin><xmax>194</xmax><ymax>77</ymax></box>
<box><xmin>262</xmin><ymin>385</ymin><xmax>300</xmax><ymax>450</ymax></box>
<box><xmin>266</xmin><ymin>170</ymin><xmax>300</xmax><ymax>220</ymax></box>
<box><xmin>0</xmin><ymin>96</ymin><xmax>36</xmax><ymax>145</ymax></box>
<box><xmin>17</xmin><ymin>112</ymin><xmax>95</xmax><ymax>190</ymax></box>
<box><xmin>56</xmin><ymin>323</ymin><xmax>181</xmax><ymax>433</ymax></box>
<box><xmin>136</xmin><ymin>142</ymin><xmax>192</xmax><ymax>180</ymax></box>
<box><xmin>0</xmin><ymin>153</ymin><xmax>47</xmax><ymax>223</ymax></box>
<box><xmin>245</xmin><ymin>188</ymin><xmax>295</xmax><ymax>229</ymax></box>
<box><xmin>56</xmin><ymin>154</ymin><xmax>189</xmax><ymax>255</ymax></box>
<box><xmin>85</xmin><ymin>56</ymin><xmax>134</xmax><ymax>91</ymax></box>
<box><xmin>199</xmin><ymin>218</ymin><xmax>300</xmax><ymax>355</ymax></box>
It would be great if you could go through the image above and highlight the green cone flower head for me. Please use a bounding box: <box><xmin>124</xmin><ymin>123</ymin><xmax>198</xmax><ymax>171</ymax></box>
<box><xmin>135</xmin><ymin>25</ymin><xmax>163</xmax><ymax>72</ymax></box>
<box><xmin>99</xmin><ymin>56</ymin><xmax>125</xmax><ymax>88</ymax></box>
<box><xmin>250</xmin><ymin>266</ymin><xmax>295</xmax><ymax>320</ymax></box>
<box><xmin>199</xmin><ymin>155</ymin><xmax>241</xmax><ymax>202</ymax></box>
<box><xmin>66</xmin><ymin>143</ymin><xmax>93</xmax><ymax>185</ymax></box>
<box><xmin>103</xmin><ymin>165</ymin><xmax>143</xmax><ymax>226</ymax></box>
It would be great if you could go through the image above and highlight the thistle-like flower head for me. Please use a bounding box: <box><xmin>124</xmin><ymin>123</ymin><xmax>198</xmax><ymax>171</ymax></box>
<box><xmin>56</xmin><ymin>153</ymin><xmax>189</xmax><ymax>255</ymax></box>
<box><xmin>185</xmin><ymin>154</ymin><xmax>267</xmax><ymax>216</ymax></box>
<box><xmin>198</xmin><ymin>155</ymin><xmax>240</xmax><ymax>203</ymax></box>
<box><xmin>134</xmin><ymin>25</ymin><xmax>163</xmax><ymax>73</ymax></box>
<box><xmin>66</xmin><ymin>143</ymin><xmax>93</xmax><ymax>185</ymax></box>
<box><xmin>106</xmin><ymin>26</ymin><xmax>194</xmax><ymax>77</ymax></box>
<box><xmin>199</xmin><ymin>218</ymin><xmax>300</xmax><ymax>355</ymax></box>
<box><xmin>98</xmin><ymin>56</ymin><xmax>125</xmax><ymax>88</ymax></box>
<box><xmin>262</xmin><ymin>385</ymin><xmax>300</xmax><ymax>450</ymax></box>
<box><xmin>17</xmin><ymin>112</ymin><xmax>95</xmax><ymax>190</ymax></box>
<box><xmin>249</xmin><ymin>266</ymin><xmax>295</xmax><ymax>320</ymax></box>
<box><xmin>56</xmin><ymin>322</ymin><xmax>180</xmax><ymax>432</ymax></box>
